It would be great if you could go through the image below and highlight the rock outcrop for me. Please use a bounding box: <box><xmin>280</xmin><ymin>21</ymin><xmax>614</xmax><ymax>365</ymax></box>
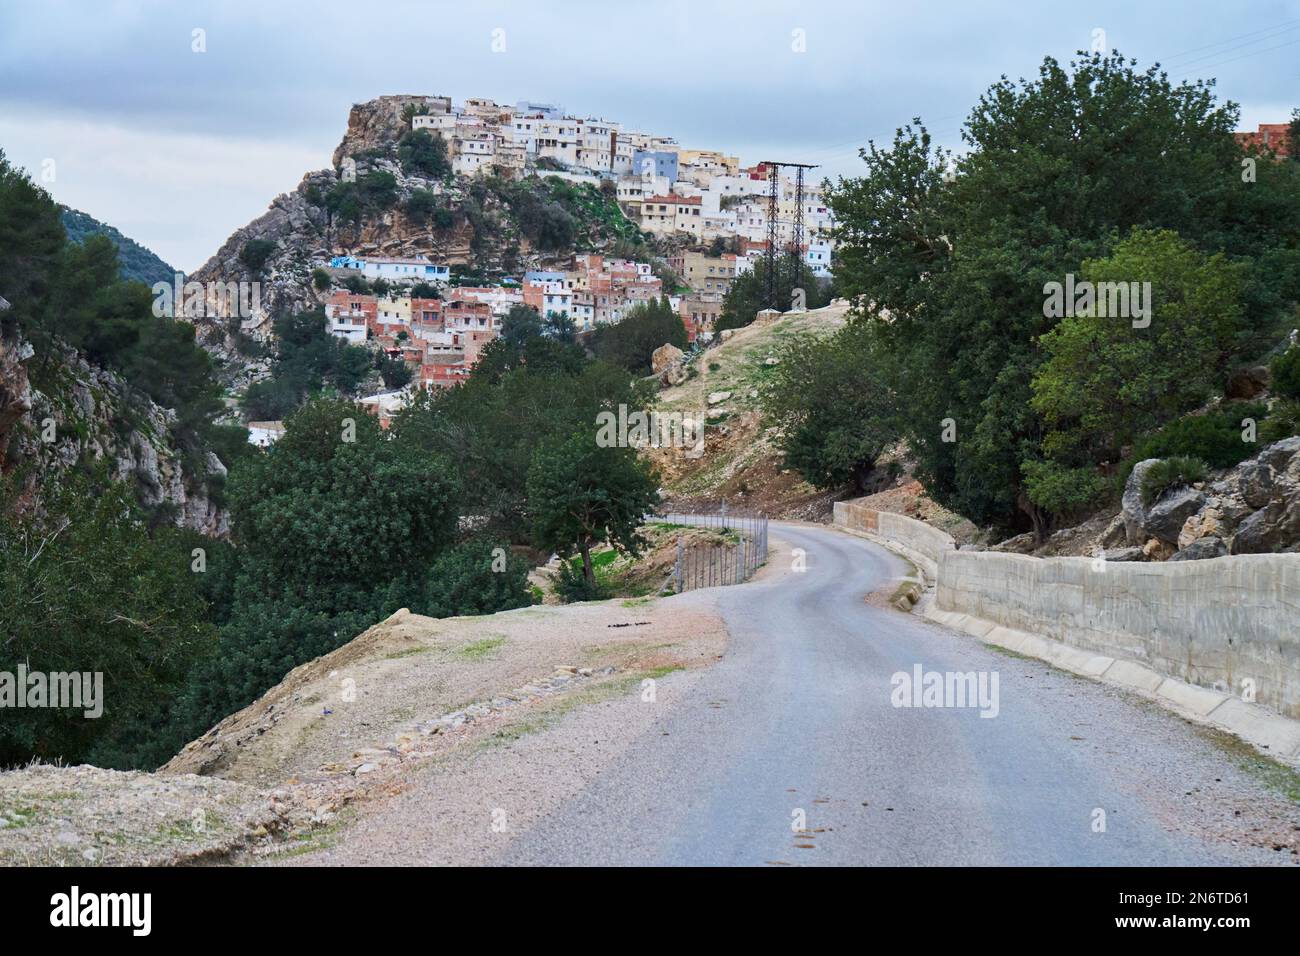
<box><xmin>1118</xmin><ymin>438</ymin><xmax>1300</xmax><ymax>559</ymax></box>
<box><xmin>652</xmin><ymin>343</ymin><xmax>687</xmax><ymax>387</ymax></box>
<box><xmin>0</xmin><ymin>335</ymin><xmax>229</xmax><ymax>535</ymax></box>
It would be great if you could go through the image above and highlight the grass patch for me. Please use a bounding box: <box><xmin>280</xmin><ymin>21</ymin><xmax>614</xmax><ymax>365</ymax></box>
<box><xmin>384</xmin><ymin>645</ymin><xmax>434</xmax><ymax>660</ymax></box>
<box><xmin>455</xmin><ymin>635</ymin><xmax>507</xmax><ymax>661</ymax></box>
<box><xmin>0</xmin><ymin>805</ymin><xmax>40</xmax><ymax>829</ymax></box>
<box><xmin>1199</xmin><ymin>726</ymin><xmax>1300</xmax><ymax>804</ymax></box>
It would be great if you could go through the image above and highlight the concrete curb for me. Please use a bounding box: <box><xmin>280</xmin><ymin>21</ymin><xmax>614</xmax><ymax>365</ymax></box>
<box><xmin>922</xmin><ymin>606</ymin><xmax>1300</xmax><ymax>764</ymax></box>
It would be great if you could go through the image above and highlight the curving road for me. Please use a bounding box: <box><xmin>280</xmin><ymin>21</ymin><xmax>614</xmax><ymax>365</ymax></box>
<box><xmin>501</xmin><ymin>522</ymin><xmax>1299</xmax><ymax>866</ymax></box>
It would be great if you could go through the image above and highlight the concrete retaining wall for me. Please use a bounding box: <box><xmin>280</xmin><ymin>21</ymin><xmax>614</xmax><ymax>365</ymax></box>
<box><xmin>935</xmin><ymin>550</ymin><xmax>1300</xmax><ymax>719</ymax></box>
<box><xmin>832</xmin><ymin>501</ymin><xmax>955</xmax><ymax>580</ymax></box>
<box><xmin>833</xmin><ymin>496</ymin><xmax>1300</xmax><ymax>723</ymax></box>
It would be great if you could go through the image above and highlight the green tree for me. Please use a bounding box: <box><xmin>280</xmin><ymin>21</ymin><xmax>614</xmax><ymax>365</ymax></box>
<box><xmin>592</xmin><ymin>297</ymin><xmax>687</xmax><ymax>373</ymax></box>
<box><xmin>527</xmin><ymin>430</ymin><xmax>660</xmax><ymax>591</ymax></box>
<box><xmin>398</xmin><ymin>129</ymin><xmax>451</xmax><ymax>179</ymax></box>
<box><xmin>1272</xmin><ymin>343</ymin><xmax>1300</xmax><ymax>400</ymax></box>
<box><xmin>419</xmin><ymin>537</ymin><xmax>534</xmax><ymax>617</ymax></box>
<box><xmin>762</xmin><ymin>322</ymin><xmax>897</xmax><ymax>492</ymax></box>
<box><xmin>0</xmin><ymin>149</ymin><xmax>64</xmax><ymax>343</ymax></box>
<box><xmin>828</xmin><ymin>50</ymin><xmax>1297</xmax><ymax>532</ymax></box>
<box><xmin>717</xmin><ymin>258</ymin><xmax>831</xmax><ymax>333</ymax></box>
<box><xmin>1029</xmin><ymin>228</ymin><xmax>1245</xmax><ymax>514</ymax></box>
<box><xmin>0</xmin><ymin>471</ymin><xmax>216</xmax><ymax>768</ymax></box>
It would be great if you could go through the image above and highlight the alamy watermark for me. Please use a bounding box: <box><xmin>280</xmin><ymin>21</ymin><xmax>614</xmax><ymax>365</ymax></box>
<box><xmin>152</xmin><ymin>274</ymin><xmax>262</xmax><ymax>319</ymax></box>
<box><xmin>596</xmin><ymin>404</ymin><xmax>704</xmax><ymax>459</ymax></box>
<box><xmin>891</xmin><ymin>664</ymin><xmax>999</xmax><ymax>718</ymax></box>
<box><xmin>1042</xmin><ymin>273</ymin><xmax>1151</xmax><ymax>328</ymax></box>
<box><xmin>0</xmin><ymin>665</ymin><xmax>103</xmax><ymax>718</ymax></box>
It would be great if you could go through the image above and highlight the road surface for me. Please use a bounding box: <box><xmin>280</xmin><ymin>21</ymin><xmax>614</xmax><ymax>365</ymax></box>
<box><xmin>498</xmin><ymin>522</ymin><xmax>1297</xmax><ymax>866</ymax></box>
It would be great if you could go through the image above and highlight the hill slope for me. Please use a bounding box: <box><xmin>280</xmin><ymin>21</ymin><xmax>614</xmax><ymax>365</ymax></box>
<box><xmin>188</xmin><ymin>94</ymin><xmax>646</xmax><ymax>363</ymax></box>
<box><xmin>648</xmin><ymin>301</ymin><xmax>850</xmax><ymax>518</ymax></box>
<box><xmin>59</xmin><ymin>205</ymin><xmax>178</xmax><ymax>286</ymax></box>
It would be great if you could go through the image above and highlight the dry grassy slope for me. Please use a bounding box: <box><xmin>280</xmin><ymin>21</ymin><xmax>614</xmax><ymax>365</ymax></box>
<box><xmin>648</xmin><ymin>301</ymin><xmax>851</xmax><ymax>519</ymax></box>
<box><xmin>2</xmin><ymin>594</ymin><xmax>728</xmax><ymax>864</ymax></box>
<box><xmin>162</xmin><ymin>600</ymin><xmax>725</xmax><ymax>789</ymax></box>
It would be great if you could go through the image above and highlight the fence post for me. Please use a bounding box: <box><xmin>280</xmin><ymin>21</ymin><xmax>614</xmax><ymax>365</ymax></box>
<box><xmin>674</xmin><ymin>537</ymin><xmax>683</xmax><ymax>593</ymax></box>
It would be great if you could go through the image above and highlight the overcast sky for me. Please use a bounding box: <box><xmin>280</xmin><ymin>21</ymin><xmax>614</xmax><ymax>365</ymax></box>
<box><xmin>1</xmin><ymin>0</ymin><xmax>1296</xmax><ymax>271</ymax></box>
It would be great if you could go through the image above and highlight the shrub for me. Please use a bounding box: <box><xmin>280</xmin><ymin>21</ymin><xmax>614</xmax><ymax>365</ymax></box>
<box><xmin>553</xmin><ymin>558</ymin><xmax>608</xmax><ymax>603</ymax></box>
<box><xmin>239</xmin><ymin>238</ymin><xmax>277</xmax><ymax>274</ymax></box>
<box><xmin>1260</xmin><ymin>399</ymin><xmax>1300</xmax><ymax>443</ymax></box>
<box><xmin>418</xmin><ymin>537</ymin><xmax>534</xmax><ymax>617</ymax></box>
<box><xmin>1021</xmin><ymin>459</ymin><xmax>1110</xmax><ymax>516</ymax></box>
<box><xmin>311</xmin><ymin>267</ymin><xmax>331</xmax><ymax>291</ymax></box>
<box><xmin>398</xmin><ymin>129</ymin><xmax>450</xmax><ymax>179</ymax></box>
<box><xmin>404</xmin><ymin>188</ymin><xmax>438</xmax><ymax>221</ymax></box>
<box><xmin>1139</xmin><ymin>456</ymin><xmax>1207</xmax><ymax>506</ymax></box>
<box><xmin>1272</xmin><ymin>345</ymin><xmax>1300</xmax><ymax>400</ymax></box>
<box><xmin>1125</xmin><ymin>402</ymin><xmax>1268</xmax><ymax>480</ymax></box>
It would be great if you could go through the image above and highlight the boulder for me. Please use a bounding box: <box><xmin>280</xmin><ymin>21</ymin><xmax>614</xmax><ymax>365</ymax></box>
<box><xmin>1142</xmin><ymin>537</ymin><xmax>1176</xmax><ymax>560</ymax></box>
<box><xmin>1230</xmin><ymin>500</ymin><xmax>1300</xmax><ymax>554</ymax></box>
<box><xmin>1177</xmin><ymin>505</ymin><xmax>1225</xmax><ymax>550</ymax></box>
<box><xmin>1169</xmin><ymin>536</ymin><xmax>1227</xmax><ymax>561</ymax></box>
<box><xmin>651</xmin><ymin>343</ymin><xmax>685</xmax><ymax>375</ymax></box>
<box><xmin>1121</xmin><ymin>459</ymin><xmax>1161</xmax><ymax>545</ymax></box>
<box><xmin>658</xmin><ymin>363</ymin><xmax>688</xmax><ymax>387</ymax></box>
<box><xmin>1144</xmin><ymin>486</ymin><xmax>1206</xmax><ymax>543</ymax></box>
<box><xmin>1224</xmin><ymin>365</ymin><xmax>1269</xmax><ymax>400</ymax></box>
<box><xmin>1102</xmin><ymin>546</ymin><xmax>1145</xmax><ymax>562</ymax></box>
<box><xmin>707</xmin><ymin>391</ymin><xmax>732</xmax><ymax>405</ymax></box>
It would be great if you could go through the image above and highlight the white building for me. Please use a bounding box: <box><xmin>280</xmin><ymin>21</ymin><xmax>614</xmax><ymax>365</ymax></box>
<box><xmin>247</xmin><ymin>421</ymin><xmax>286</xmax><ymax>447</ymax></box>
<box><xmin>325</xmin><ymin>302</ymin><xmax>369</xmax><ymax>343</ymax></box>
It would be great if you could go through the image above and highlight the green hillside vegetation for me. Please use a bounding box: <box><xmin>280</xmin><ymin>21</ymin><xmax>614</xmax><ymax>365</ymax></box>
<box><xmin>782</xmin><ymin>51</ymin><xmax>1300</xmax><ymax>536</ymax></box>
<box><xmin>59</xmin><ymin>205</ymin><xmax>178</xmax><ymax>286</ymax></box>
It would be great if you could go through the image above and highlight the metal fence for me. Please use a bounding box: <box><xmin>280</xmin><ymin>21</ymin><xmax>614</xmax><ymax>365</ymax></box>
<box><xmin>647</xmin><ymin>509</ymin><xmax>770</xmax><ymax>593</ymax></box>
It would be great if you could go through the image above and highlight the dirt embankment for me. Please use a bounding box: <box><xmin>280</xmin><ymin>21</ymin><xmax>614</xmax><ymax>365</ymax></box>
<box><xmin>1</xmin><ymin>593</ymin><xmax>729</xmax><ymax>866</ymax></box>
<box><xmin>647</xmin><ymin>302</ymin><xmax>851</xmax><ymax>520</ymax></box>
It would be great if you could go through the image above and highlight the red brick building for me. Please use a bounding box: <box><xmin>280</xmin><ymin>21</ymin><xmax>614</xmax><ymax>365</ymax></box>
<box><xmin>1235</xmin><ymin>122</ymin><xmax>1293</xmax><ymax>158</ymax></box>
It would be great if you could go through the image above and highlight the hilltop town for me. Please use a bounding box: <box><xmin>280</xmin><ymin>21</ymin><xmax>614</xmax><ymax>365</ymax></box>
<box><xmin>187</xmin><ymin>92</ymin><xmax>836</xmax><ymax>436</ymax></box>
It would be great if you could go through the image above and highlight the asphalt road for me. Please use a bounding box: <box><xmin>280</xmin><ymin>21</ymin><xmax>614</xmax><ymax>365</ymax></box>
<box><xmin>501</xmin><ymin>522</ymin><xmax>1296</xmax><ymax>866</ymax></box>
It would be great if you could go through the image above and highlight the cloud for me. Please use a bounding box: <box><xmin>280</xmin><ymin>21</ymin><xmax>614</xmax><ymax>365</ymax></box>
<box><xmin>1</xmin><ymin>0</ymin><xmax>1296</xmax><ymax>267</ymax></box>
<box><xmin>0</xmin><ymin>110</ymin><xmax>326</xmax><ymax>271</ymax></box>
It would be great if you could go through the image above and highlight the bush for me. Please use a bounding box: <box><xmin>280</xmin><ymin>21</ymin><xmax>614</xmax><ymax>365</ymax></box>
<box><xmin>553</xmin><ymin>558</ymin><xmax>608</xmax><ymax>603</ymax></box>
<box><xmin>419</xmin><ymin>537</ymin><xmax>535</xmax><ymax>617</ymax></box>
<box><xmin>1139</xmin><ymin>456</ymin><xmax>1207</xmax><ymax>506</ymax></box>
<box><xmin>1125</xmin><ymin>402</ymin><xmax>1268</xmax><ymax>480</ymax></box>
<box><xmin>377</xmin><ymin>353</ymin><xmax>412</xmax><ymax>388</ymax></box>
<box><xmin>404</xmin><ymin>188</ymin><xmax>439</xmax><ymax>221</ymax></box>
<box><xmin>239</xmin><ymin>239</ymin><xmax>277</xmax><ymax>274</ymax></box>
<box><xmin>312</xmin><ymin>267</ymin><xmax>331</xmax><ymax>291</ymax></box>
<box><xmin>591</xmin><ymin>297</ymin><xmax>687</xmax><ymax>373</ymax></box>
<box><xmin>1272</xmin><ymin>345</ymin><xmax>1300</xmax><ymax>400</ymax></box>
<box><xmin>1260</xmin><ymin>399</ymin><xmax>1300</xmax><ymax>443</ymax></box>
<box><xmin>398</xmin><ymin>130</ymin><xmax>450</xmax><ymax>179</ymax></box>
<box><xmin>1021</xmin><ymin>459</ymin><xmax>1110</xmax><ymax>516</ymax></box>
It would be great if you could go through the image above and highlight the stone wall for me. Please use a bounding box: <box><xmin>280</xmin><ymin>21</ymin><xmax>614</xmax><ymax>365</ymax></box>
<box><xmin>832</xmin><ymin>500</ymin><xmax>955</xmax><ymax>579</ymax></box>
<box><xmin>934</xmin><ymin>549</ymin><xmax>1300</xmax><ymax>719</ymax></box>
<box><xmin>834</xmin><ymin>497</ymin><xmax>1300</xmax><ymax>719</ymax></box>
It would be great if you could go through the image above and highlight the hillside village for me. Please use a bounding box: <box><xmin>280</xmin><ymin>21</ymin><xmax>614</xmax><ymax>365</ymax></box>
<box><xmin>4</xmin><ymin>2</ymin><xmax>1300</xmax><ymax>883</ymax></box>
<box><xmin>213</xmin><ymin>92</ymin><xmax>835</xmax><ymax>436</ymax></box>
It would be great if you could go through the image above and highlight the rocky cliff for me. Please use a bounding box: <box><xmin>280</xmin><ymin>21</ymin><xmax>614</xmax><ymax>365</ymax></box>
<box><xmin>188</xmin><ymin>95</ymin><xmax>640</xmax><ymax>375</ymax></box>
<box><xmin>0</xmin><ymin>324</ymin><xmax>228</xmax><ymax>536</ymax></box>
